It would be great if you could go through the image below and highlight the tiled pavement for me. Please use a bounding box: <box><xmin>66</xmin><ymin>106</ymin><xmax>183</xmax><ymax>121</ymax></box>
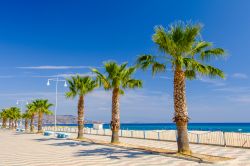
<box><xmin>82</xmin><ymin>133</ymin><xmax>250</xmax><ymax>166</ymax></box>
<box><xmin>1</xmin><ymin>130</ymin><xmax>250</xmax><ymax>166</ymax></box>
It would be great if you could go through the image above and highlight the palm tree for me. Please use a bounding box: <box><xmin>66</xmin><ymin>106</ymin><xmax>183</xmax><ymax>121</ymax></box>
<box><xmin>92</xmin><ymin>62</ymin><xmax>143</xmax><ymax>143</ymax></box>
<box><xmin>13</xmin><ymin>108</ymin><xmax>21</xmax><ymax>129</ymax></box>
<box><xmin>26</xmin><ymin>103</ymin><xmax>36</xmax><ymax>132</ymax></box>
<box><xmin>66</xmin><ymin>75</ymin><xmax>97</xmax><ymax>139</ymax></box>
<box><xmin>32</xmin><ymin>99</ymin><xmax>53</xmax><ymax>133</ymax></box>
<box><xmin>7</xmin><ymin>107</ymin><xmax>21</xmax><ymax>129</ymax></box>
<box><xmin>5</xmin><ymin>109</ymin><xmax>12</xmax><ymax>129</ymax></box>
<box><xmin>0</xmin><ymin>109</ymin><xmax>8</xmax><ymax>128</ymax></box>
<box><xmin>22</xmin><ymin>112</ymin><xmax>31</xmax><ymax>131</ymax></box>
<box><xmin>136</xmin><ymin>22</ymin><xmax>225</xmax><ymax>154</ymax></box>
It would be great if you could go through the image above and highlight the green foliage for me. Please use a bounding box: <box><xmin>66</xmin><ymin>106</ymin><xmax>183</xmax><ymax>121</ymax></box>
<box><xmin>0</xmin><ymin>109</ymin><xmax>8</xmax><ymax>119</ymax></box>
<box><xmin>65</xmin><ymin>75</ymin><xmax>97</xmax><ymax>99</ymax></box>
<box><xmin>92</xmin><ymin>61</ymin><xmax>143</xmax><ymax>94</ymax></box>
<box><xmin>2</xmin><ymin>107</ymin><xmax>21</xmax><ymax>120</ymax></box>
<box><xmin>31</xmin><ymin>99</ymin><xmax>53</xmax><ymax>115</ymax></box>
<box><xmin>137</xmin><ymin>21</ymin><xmax>225</xmax><ymax>80</ymax></box>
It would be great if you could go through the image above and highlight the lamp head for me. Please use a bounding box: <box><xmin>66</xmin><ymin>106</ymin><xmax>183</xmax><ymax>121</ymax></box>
<box><xmin>47</xmin><ymin>80</ymin><xmax>50</xmax><ymax>86</ymax></box>
<box><xmin>64</xmin><ymin>81</ymin><xmax>68</xmax><ymax>87</ymax></box>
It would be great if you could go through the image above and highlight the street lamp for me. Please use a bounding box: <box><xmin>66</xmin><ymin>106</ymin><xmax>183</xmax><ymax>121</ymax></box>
<box><xmin>47</xmin><ymin>77</ymin><xmax>67</xmax><ymax>131</ymax></box>
<box><xmin>16</xmin><ymin>99</ymin><xmax>29</xmax><ymax>128</ymax></box>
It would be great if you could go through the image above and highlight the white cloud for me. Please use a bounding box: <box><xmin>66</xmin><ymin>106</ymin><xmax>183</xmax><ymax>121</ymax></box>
<box><xmin>17</xmin><ymin>66</ymin><xmax>97</xmax><ymax>70</ymax></box>
<box><xmin>198</xmin><ymin>77</ymin><xmax>226</xmax><ymax>86</ymax></box>
<box><xmin>228</xmin><ymin>95</ymin><xmax>250</xmax><ymax>104</ymax></box>
<box><xmin>32</xmin><ymin>72</ymin><xmax>95</xmax><ymax>78</ymax></box>
<box><xmin>159</xmin><ymin>76</ymin><xmax>172</xmax><ymax>80</ymax></box>
<box><xmin>231</xmin><ymin>73</ymin><xmax>248</xmax><ymax>79</ymax></box>
<box><xmin>0</xmin><ymin>75</ymin><xmax>14</xmax><ymax>79</ymax></box>
<box><xmin>214</xmin><ymin>87</ymin><xmax>250</xmax><ymax>93</ymax></box>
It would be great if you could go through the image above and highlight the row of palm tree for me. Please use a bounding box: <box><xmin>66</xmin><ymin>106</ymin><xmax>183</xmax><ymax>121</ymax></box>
<box><xmin>0</xmin><ymin>107</ymin><xmax>21</xmax><ymax>129</ymax></box>
<box><xmin>65</xmin><ymin>21</ymin><xmax>225</xmax><ymax>154</ymax></box>
<box><xmin>0</xmin><ymin>99</ymin><xmax>53</xmax><ymax>133</ymax></box>
<box><xmin>0</xmin><ymin>21</ymin><xmax>225</xmax><ymax>155</ymax></box>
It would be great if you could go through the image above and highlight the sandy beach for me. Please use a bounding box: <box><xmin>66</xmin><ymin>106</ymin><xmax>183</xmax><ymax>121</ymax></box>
<box><xmin>1</xmin><ymin>129</ymin><xmax>250</xmax><ymax>166</ymax></box>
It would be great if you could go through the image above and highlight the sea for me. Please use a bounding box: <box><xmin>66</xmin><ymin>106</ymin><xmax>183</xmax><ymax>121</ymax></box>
<box><xmin>52</xmin><ymin>123</ymin><xmax>250</xmax><ymax>133</ymax></box>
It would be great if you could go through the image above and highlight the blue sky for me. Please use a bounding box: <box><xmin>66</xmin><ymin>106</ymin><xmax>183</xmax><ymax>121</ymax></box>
<box><xmin>0</xmin><ymin>0</ymin><xmax>250</xmax><ymax>123</ymax></box>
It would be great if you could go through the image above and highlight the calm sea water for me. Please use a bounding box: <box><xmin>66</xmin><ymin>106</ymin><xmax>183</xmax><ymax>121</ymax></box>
<box><xmin>52</xmin><ymin>123</ymin><xmax>250</xmax><ymax>133</ymax></box>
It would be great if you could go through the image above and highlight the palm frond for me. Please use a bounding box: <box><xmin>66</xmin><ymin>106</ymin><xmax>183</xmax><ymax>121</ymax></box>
<box><xmin>200</xmin><ymin>48</ymin><xmax>225</xmax><ymax>61</ymax></box>
<box><xmin>190</xmin><ymin>41</ymin><xmax>212</xmax><ymax>55</ymax></box>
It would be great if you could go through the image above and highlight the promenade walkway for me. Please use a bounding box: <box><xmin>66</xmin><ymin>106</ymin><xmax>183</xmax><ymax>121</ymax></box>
<box><xmin>0</xmin><ymin>130</ymin><xmax>249</xmax><ymax>166</ymax></box>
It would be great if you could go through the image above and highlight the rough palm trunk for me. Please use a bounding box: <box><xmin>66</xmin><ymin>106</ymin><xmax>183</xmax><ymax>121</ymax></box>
<box><xmin>11</xmin><ymin>120</ymin><xmax>14</xmax><ymax>129</ymax></box>
<box><xmin>2</xmin><ymin>118</ymin><xmax>7</xmax><ymax>128</ymax></box>
<box><xmin>77</xmin><ymin>95</ymin><xmax>84</xmax><ymax>139</ymax></box>
<box><xmin>14</xmin><ymin>120</ymin><xmax>17</xmax><ymax>129</ymax></box>
<box><xmin>25</xmin><ymin>118</ymin><xmax>29</xmax><ymax>131</ymax></box>
<box><xmin>8</xmin><ymin>119</ymin><xmax>11</xmax><ymax>129</ymax></box>
<box><xmin>30</xmin><ymin>114</ymin><xmax>35</xmax><ymax>132</ymax></box>
<box><xmin>37</xmin><ymin>112</ymin><xmax>43</xmax><ymax>133</ymax></box>
<box><xmin>111</xmin><ymin>88</ymin><xmax>120</xmax><ymax>144</ymax></box>
<box><xmin>173</xmin><ymin>68</ymin><xmax>191</xmax><ymax>154</ymax></box>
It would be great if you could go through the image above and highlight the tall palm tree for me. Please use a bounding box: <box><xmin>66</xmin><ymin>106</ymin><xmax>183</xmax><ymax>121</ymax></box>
<box><xmin>66</xmin><ymin>75</ymin><xmax>97</xmax><ymax>139</ymax></box>
<box><xmin>26</xmin><ymin>103</ymin><xmax>36</xmax><ymax>132</ymax></box>
<box><xmin>0</xmin><ymin>109</ymin><xmax>8</xmax><ymax>128</ymax></box>
<box><xmin>32</xmin><ymin>99</ymin><xmax>53</xmax><ymax>133</ymax></box>
<box><xmin>92</xmin><ymin>62</ymin><xmax>143</xmax><ymax>143</ymax></box>
<box><xmin>136</xmin><ymin>22</ymin><xmax>225</xmax><ymax>154</ymax></box>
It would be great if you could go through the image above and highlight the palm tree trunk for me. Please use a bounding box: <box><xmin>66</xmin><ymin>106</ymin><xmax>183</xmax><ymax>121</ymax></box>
<box><xmin>2</xmin><ymin>118</ymin><xmax>7</xmax><ymax>128</ymax></box>
<box><xmin>25</xmin><ymin>118</ymin><xmax>29</xmax><ymax>131</ymax></box>
<box><xmin>77</xmin><ymin>95</ymin><xmax>84</xmax><ymax>139</ymax></box>
<box><xmin>173</xmin><ymin>68</ymin><xmax>191</xmax><ymax>154</ymax></box>
<box><xmin>111</xmin><ymin>88</ymin><xmax>120</xmax><ymax>144</ymax></box>
<box><xmin>37</xmin><ymin>112</ymin><xmax>43</xmax><ymax>133</ymax></box>
<box><xmin>8</xmin><ymin>119</ymin><xmax>11</xmax><ymax>129</ymax></box>
<box><xmin>11</xmin><ymin>120</ymin><xmax>14</xmax><ymax>129</ymax></box>
<box><xmin>14</xmin><ymin>120</ymin><xmax>17</xmax><ymax>129</ymax></box>
<box><xmin>30</xmin><ymin>114</ymin><xmax>34</xmax><ymax>132</ymax></box>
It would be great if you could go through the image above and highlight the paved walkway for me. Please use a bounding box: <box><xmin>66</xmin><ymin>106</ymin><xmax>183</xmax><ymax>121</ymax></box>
<box><xmin>0</xmin><ymin>130</ymin><xmax>250</xmax><ymax>166</ymax></box>
<box><xmin>81</xmin><ymin>133</ymin><xmax>250</xmax><ymax>166</ymax></box>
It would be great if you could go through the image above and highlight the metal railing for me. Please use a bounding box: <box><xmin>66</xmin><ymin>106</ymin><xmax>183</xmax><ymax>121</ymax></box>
<box><xmin>43</xmin><ymin>126</ymin><xmax>250</xmax><ymax>148</ymax></box>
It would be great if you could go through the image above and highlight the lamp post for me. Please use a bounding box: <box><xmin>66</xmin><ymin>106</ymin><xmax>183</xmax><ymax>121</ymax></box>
<box><xmin>47</xmin><ymin>77</ymin><xmax>67</xmax><ymax>131</ymax></box>
<box><xmin>16</xmin><ymin>99</ymin><xmax>29</xmax><ymax>128</ymax></box>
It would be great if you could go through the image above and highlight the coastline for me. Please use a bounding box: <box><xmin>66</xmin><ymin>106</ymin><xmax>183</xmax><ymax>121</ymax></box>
<box><xmin>44</xmin><ymin>123</ymin><xmax>250</xmax><ymax>133</ymax></box>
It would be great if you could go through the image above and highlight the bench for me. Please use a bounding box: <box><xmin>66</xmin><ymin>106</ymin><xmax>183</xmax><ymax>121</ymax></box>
<box><xmin>56</xmin><ymin>132</ymin><xmax>71</xmax><ymax>139</ymax></box>
<box><xmin>44</xmin><ymin>131</ymin><xmax>54</xmax><ymax>136</ymax></box>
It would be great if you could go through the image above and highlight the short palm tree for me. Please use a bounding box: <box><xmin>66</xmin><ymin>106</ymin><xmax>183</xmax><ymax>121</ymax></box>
<box><xmin>0</xmin><ymin>109</ymin><xmax>8</xmax><ymax>128</ymax></box>
<box><xmin>26</xmin><ymin>103</ymin><xmax>36</xmax><ymax>132</ymax></box>
<box><xmin>5</xmin><ymin>109</ymin><xmax>13</xmax><ymax>129</ymax></box>
<box><xmin>32</xmin><ymin>99</ymin><xmax>53</xmax><ymax>133</ymax></box>
<box><xmin>22</xmin><ymin>112</ymin><xmax>31</xmax><ymax>131</ymax></box>
<box><xmin>13</xmin><ymin>108</ymin><xmax>21</xmax><ymax>129</ymax></box>
<box><xmin>92</xmin><ymin>62</ymin><xmax>143</xmax><ymax>143</ymax></box>
<box><xmin>137</xmin><ymin>22</ymin><xmax>225</xmax><ymax>154</ymax></box>
<box><xmin>7</xmin><ymin>107</ymin><xmax>21</xmax><ymax>129</ymax></box>
<box><xmin>66</xmin><ymin>75</ymin><xmax>97</xmax><ymax>139</ymax></box>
